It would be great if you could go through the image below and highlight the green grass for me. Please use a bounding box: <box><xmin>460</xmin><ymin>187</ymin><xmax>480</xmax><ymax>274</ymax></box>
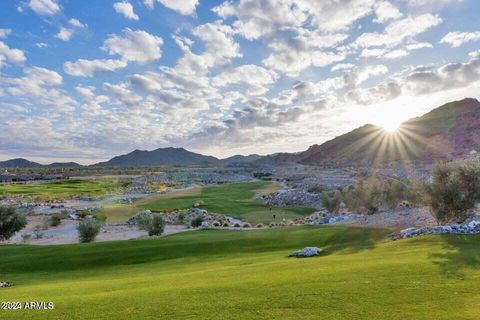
<box><xmin>138</xmin><ymin>181</ymin><xmax>315</xmax><ymax>224</ymax></box>
<box><xmin>0</xmin><ymin>226</ymin><xmax>479</xmax><ymax>319</ymax></box>
<box><xmin>0</xmin><ymin>179</ymin><xmax>120</xmax><ymax>200</ymax></box>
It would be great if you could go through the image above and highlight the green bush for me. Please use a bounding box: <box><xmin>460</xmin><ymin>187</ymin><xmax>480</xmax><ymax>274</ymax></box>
<box><xmin>191</xmin><ymin>216</ymin><xmax>204</xmax><ymax>228</ymax></box>
<box><xmin>138</xmin><ymin>214</ymin><xmax>165</xmax><ymax>236</ymax></box>
<box><xmin>77</xmin><ymin>218</ymin><xmax>103</xmax><ymax>243</ymax></box>
<box><xmin>0</xmin><ymin>206</ymin><xmax>27</xmax><ymax>241</ymax></box>
<box><xmin>322</xmin><ymin>190</ymin><xmax>343</xmax><ymax>213</ymax></box>
<box><xmin>50</xmin><ymin>213</ymin><xmax>64</xmax><ymax>227</ymax></box>
<box><xmin>425</xmin><ymin>162</ymin><xmax>480</xmax><ymax>224</ymax></box>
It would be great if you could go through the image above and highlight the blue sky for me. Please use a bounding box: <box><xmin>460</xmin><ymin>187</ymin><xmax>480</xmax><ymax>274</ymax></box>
<box><xmin>0</xmin><ymin>0</ymin><xmax>479</xmax><ymax>164</ymax></box>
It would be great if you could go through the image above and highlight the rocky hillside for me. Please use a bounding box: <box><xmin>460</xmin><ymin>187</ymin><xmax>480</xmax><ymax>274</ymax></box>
<box><xmin>94</xmin><ymin>147</ymin><xmax>220</xmax><ymax>167</ymax></box>
<box><xmin>293</xmin><ymin>98</ymin><xmax>480</xmax><ymax>166</ymax></box>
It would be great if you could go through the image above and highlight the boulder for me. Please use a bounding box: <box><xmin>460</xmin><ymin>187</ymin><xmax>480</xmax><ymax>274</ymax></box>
<box><xmin>288</xmin><ymin>247</ymin><xmax>322</xmax><ymax>258</ymax></box>
<box><xmin>400</xmin><ymin>227</ymin><xmax>421</xmax><ymax>238</ymax></box>
<box><xmin>0</xmin><ymin>281</ymin><xmax>12</xmax><ymax>288</ymax></box>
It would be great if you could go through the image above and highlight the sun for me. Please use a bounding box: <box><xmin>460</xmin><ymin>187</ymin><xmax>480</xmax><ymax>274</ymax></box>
<box><xmin>380</xmin><ymin>121</ymin><xmax>401</xmax><ymax>133</ymax></box>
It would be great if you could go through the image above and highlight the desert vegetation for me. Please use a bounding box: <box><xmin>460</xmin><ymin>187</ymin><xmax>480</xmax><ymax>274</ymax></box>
<box><xmin>0</xmin><ymin>206</ymin><xmax>27</xmax><ymax>241</ymax></box>
<box><xmin>77</xmin><ymin>218</ymin><xmax>104</xmax><ymax>243</ymax></box>
<box><xmin>425</xmin><ymin>162</ymin><xmax>480</xmax><ymax>224</ymax></box>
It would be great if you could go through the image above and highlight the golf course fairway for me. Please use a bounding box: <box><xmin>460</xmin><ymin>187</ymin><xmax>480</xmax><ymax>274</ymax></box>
<box><xmin>0</xmin><ymin>226</ymin><xmax>479</xmax><ymax>319</ymax></box>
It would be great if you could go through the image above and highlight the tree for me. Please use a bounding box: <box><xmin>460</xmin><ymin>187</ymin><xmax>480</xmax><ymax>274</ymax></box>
<box><xmin>0</xmin><ymin>206</ymin><xmax>27</xmax><ymax>241</ymax></box>
<box><xmin>425</xmin><ymin>162</ymin><xmax>480</xmax><ymax>224</ymax></box>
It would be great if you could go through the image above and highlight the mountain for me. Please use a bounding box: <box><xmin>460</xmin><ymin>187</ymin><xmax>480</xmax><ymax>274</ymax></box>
<box><xmin>46</xmin><ymin>162</ymin><xmax>82</xmax><ymax>168</ymax></box>
<box><xmin>95</xmin><ymin>147</ymin><xmax>220</xmax><ymax>167</ymax></box>
<box><xmin>291</xmin><ymin>98</ymin><xmax>480</xmax><ymax>166</ymax></box>
<box><xmin>0</xmin><ymin>158</ymin><xmax>42</xmax><ymax>168</ymax></box>
<box><xmin>222</xmin><ymin>154</ymin><xmax>262</xmax><ymax>165</ymax></box>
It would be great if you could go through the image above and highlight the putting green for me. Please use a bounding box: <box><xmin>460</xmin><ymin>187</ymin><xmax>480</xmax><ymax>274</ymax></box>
<box><xmin>0</xmin><ymin>226</ymin><xmax>479</xmax><ymax>319</ymax></box>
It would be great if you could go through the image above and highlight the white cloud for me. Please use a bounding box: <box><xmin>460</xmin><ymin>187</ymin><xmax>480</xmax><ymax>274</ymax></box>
<box><xmin>262</xmin><ymin>31</ymin><xmax>349</xmax><ymax>76</ymax></box>
<box><xmin>114</xmin><ymin>1</ymin><xmax>139</xmax><ymax>21</ymax></box>
<box><xmin>103</xmin><ymin>82</ymin><xmax>142</xmax><ymax>105</ymax></box>
<box><xmin>3</xmin><ymin>67</ymin><xmax>75</xmax><ymax>111</ymax></box>
<box><xmin>331</xmin><ymin>63</ymin><xmax>356</xmax><ymax>72</ymax></box>
<box><xmin>355</xmin><ymin>14</ymin><xmax>442</xmax><ymax>49</ymax></box>
<box><xmin>144</xmin><ymin>0</ymin><xmax>154</xmax><ymax>9</ymax></box>
<box><xmin>28</xmin><ymin>0</ymin><xmax>60</xmax><ymax>16</ymax></box>
<box><xmin>0</xmin><ymin>29</ymin><xmax>12</xmax><ymax>39</ymax></box>
<box><xmin>102</xmin><ymin>28</ymin><xmax>163</xmax><ymax>63</ymax></box>
<box><xmin>212</xmin><ymin>64</ymin><xmax>279</xmax><ymax>96</ymax></box>
<box><xmin>440</xmin><ymin>31</ymin><xmax>480</xmax><ymax>48</ymax></box>
<box><xmin>35</xmin><ymin>42</ymin><xmax>49</xmax><ymax>48</ymax></box>
<box><xmin>404</xmin><ymin>0</ymin><xmax>463</xmax><ymax>7</ymax></box>
<box><xmin>55</xmin><ymin>27</ymin><xmax>72</xmax><ymax>41</ymax></box>
<box><xmin>55</xmin><ymin>19</ymin><xmax>87</xmax><ymax>42</ymax></box>
<box><xmin>157</xmin><ymin>0</ymin><xmax>198</xmax><ymax>15</ymax></box>
<box><xmin>0</xmin><ymin>41</ymin><xmax>26</xmax><ymax>67</ymax></box>
<box><xmin>214</xmin><ymin>0</ymin><xmax>375</xmax><ymax>40</ymax></box>
<box><xmin>373</xmin><ymin>1</ymin><xmax>403</xmax><ymax>23</ymax></box>
<box><xmin>384</xmin><ymin>49</ymin><xmax>409</xmax><ymax>59</ymax></box>
<box><xmin>64</xmin><ymin>59</ymin><xmax>128</xmax><ymax>77</ymax></box>
<box><xmin>75</xmin><ymin>85</ymin><xmax>96</xmax><ymax>100</ymax></box>
<box><xmin>346</xmin><ymin>56</ymin><xmax>480</xmax><ymax>105</ymax></box>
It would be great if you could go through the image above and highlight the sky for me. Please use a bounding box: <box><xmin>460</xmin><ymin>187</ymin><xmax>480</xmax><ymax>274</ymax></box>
<box><xmin>0</xmin><ymin>0</ymin><xmax>479</xmax><ymax>164</ymax></box>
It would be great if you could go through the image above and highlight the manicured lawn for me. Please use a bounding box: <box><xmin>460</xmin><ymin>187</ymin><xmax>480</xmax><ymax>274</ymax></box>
<box><xmin>138</xmin><ymin>181</ymin><xmax>316</xmax><ymax>224</ymax></box>
<box><xmin>0</xmin><ymin>226</ymin><xmax>479</xmax><ymax>319</ymax></box>
<box><xmin>0</xmin><ymin>179</ymin><xmax>119</xmax><ymax>199</ymax></box>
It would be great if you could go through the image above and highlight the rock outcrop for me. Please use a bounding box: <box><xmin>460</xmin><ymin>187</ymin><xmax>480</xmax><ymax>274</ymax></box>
<box><xmin>288</xmin><ymin>247</ymin><xmax>322</xmax><ymax>257</ymax></box>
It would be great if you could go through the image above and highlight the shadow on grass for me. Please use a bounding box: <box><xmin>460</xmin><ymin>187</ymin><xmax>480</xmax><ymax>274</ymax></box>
<box><xmin>317</xmin><ymin>226</ymin><xmax>390</xmax><ymax>257</ymax></box>
<box><xmin>428</xmin><ymin>234</ymin><xmax>480</xmax><ymax>279</ymax></box>
<box><xmin>0</xmin><ymin>226</ymin><xmax>391</xmax><ymax>276</ymax></box>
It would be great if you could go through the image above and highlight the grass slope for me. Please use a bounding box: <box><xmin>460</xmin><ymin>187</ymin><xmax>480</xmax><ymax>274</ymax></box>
<box><xmin>0</xmin><ymin>226</ymin><xmax>479</xmax><ymax>319</ymax></box>
<box><xmin>139</xmin><ymin>181</ymin><xmax>315</xmax><ymax>224</ymax></box>
<box><xmin>0</xmin><ymin>179</ymin><xmax>119</xmax><ymax>200</ymax></box>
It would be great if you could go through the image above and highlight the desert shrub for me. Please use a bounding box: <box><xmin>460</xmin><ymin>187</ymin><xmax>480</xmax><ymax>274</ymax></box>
<box><xmin>242</xmin><ymin>223</ymin><xmax>251</xmax><ymax>228</ymax></box>
<box><xmin>425</xmin><ymin>162</ymin><xmax>480</xmax><ymax>224</ymax></box>
<box><xmin>33</xmin><ymin>225</ymin><xmax>44</xmax><ymax>239</ymax></box>
<box><xmin>256</xmin><ymin>223</ymin><xmax>264</xmax><ymax>228</ymax></box>
<box><xmin>343</xmin><ymin>176</ymin><xmax>390</xmax><ymax>214</ymax></box>
<box><xmin>233</xmin><ymin>223</ymin><xmax>241</xmax><ymax>228</ymax></box>
<box><xmin>0</xmin><ymin>206</ymin><xmax>27</xmax><ymax>241</ymax></box>
<box><xmin>140</xmin><ymin>214</ymin><xmax>165</xmax><ymax>236</ymax></box>
<box><xmin>222</xmin><ymin>222</ymin><xmax>230</xmax><ymax>227</ymax></box>
<box><xmin>21</xmin><ymin>233</ymin><xmax>32</xmax><ymax>243</ymax></box>
<box><xmin>385</xmin><ymin>180</ymin><xmax>410</xmax><ymax>209</ymax></box>
<box><xmin>49</xmin><ymin>213</ymin><xmax>65</xmax><ymax>227</ymax></box>
<box><xmin>212</xmin><ymin>221</ymin><xmax>221</xmax><ymax>227</ymax></box>
<box><xmin>191</xmin><ymin>216</ymin><xmax>204</xmax><ymax>228</ymax></box>
<box><xmin>77</xmin><ymin>218</ymin><xmax>103</xmax><ymax>243</ymax></box>
<box><xmin>322</xmin><ymin>190</ymin><xmax>343</xmax><ymax>213</ymax></box>
<box><xmin>177</xmin><ymin>211</ymin><xmax>186</xmax><ymax>224</ymax></box>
